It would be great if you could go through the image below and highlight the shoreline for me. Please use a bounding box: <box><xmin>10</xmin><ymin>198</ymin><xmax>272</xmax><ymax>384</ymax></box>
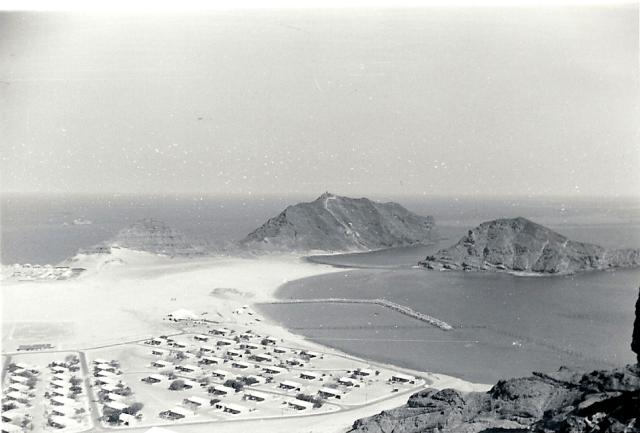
<box><xmin>2</xmin><ymin>249</ymin><xmax>490</xmax><ymax>433</ymax></box>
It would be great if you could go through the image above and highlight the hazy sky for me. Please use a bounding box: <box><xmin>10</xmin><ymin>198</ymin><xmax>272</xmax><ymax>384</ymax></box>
<box><xmin>1</xmin><ymin>5</ymin><xmax>638</xmax><ymax>197</ymax></box>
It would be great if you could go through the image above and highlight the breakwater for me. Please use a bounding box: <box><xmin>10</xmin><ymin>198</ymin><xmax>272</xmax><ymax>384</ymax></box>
<box><xmin>263</xmin><ymin>298</ymin><xmax>453</xmax><ymax>331</ymax></box>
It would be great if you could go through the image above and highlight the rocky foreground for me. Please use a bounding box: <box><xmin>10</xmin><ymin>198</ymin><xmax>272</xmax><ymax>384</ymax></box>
<box><xmin>350</xmin><ymin>288</ymin><xmax>640</xmax><ymax>433</ymax></box>
<box><xmin>241</xmin><ymin>192</ymin><xmax>436</xmax><ymax>252</ymax></box>
<box><xmin>420</xmin><ymin>217</ymin><xmax>640</xmax><ymax>275</ymax></box>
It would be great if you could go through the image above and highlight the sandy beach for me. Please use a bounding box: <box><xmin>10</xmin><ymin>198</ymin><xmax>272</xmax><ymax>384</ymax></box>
<box><xmin>2</xmin><ymin>249</ymin><xmax>489</xmax><ymax>433</ymax></box>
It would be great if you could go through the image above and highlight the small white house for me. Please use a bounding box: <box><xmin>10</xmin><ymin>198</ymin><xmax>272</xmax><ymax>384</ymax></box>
<box><xmin>286</xmin><ymin>399</ymin><xmax>314</xmax><ymax>411</ymax></box>
<box><xmin>199</xmin><ymin>356</ymin><xmax>223</xmax><ymax>365</ymax></box>
<box><xmin>390</xmin><ymin>373</ymin><xmax>415</xmax><ymax>384</ymax></box>
<box><xmin>279</xmin><ymin>380</ymin><xmax>301</xmax><ymax>391</ymax></box>
<box><xmin>211</xmin><ymin>369</ymin><xmax>232</xmax><ymax>379</ymax></box>
<box><xmin>231</xmin><ymin>360</ymin><xmax>250</xmax><ymax>369</ymax></box>
<box><xmin>262</xmin><ymin>366</ymin><xmax>285</xmax><ymax>375</ymax></box>
<box><xmin>210</xmin><ymin>384</ymin><xmax>235</xmax><ymax>396</ymax></box>
<box><xmin>353</xmin><ymin>368</ymin><xmax>375</xmax><ymax>377</ymax></box>
<box><xmin>299</xmin><ymin>371</ymin><xmax>319</xmax><ymax>380</ymax></box>
<box><xmin>215</xmin><ymin>402</ymin><xmax>245</xmax><ymax>415</ymax></box>
<box><xmin>318</xmin><ymin>387</ymin><xmax>343</xmax><ymax>399</ymax></box>
<box><xmin>183</xmin><ymin>396</ymin><xmax>210</xmax><ymax>408</ymax></box>
<box><xmin>338</xmin><ymin>377</ymin><xmax>358</xmax><ymax>386</ymax></box>
<box><xmin>243</xmin><ymin>390</ymin><xmax>268</xmax><ymax>402</ymax></box>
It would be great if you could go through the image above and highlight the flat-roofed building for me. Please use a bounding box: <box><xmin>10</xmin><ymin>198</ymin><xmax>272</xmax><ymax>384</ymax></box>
<box><xmin>104</xmin><ymin>401</ymin><xmax>128</xmax><ymax>412</ymax></box>
<box><xmin>390</xmin><ymin>373</ymin><xmax>415</xmax><ymax>384</ymax></box>
<box><xmin>252</xmin><ymin>353</ymin><xmax>272</xmax><ymax>363</ymax></box>
<box><xmin>183</xmin><ymin>396</ymin><xmax>210</xmax><ymax>408</ymax></box>
<box><xmin>338</xmin><ymin>377</ymin><xmax>358</xmax><ymax>387</ymax></box>
<box><xmin>226</xmin><ymin>349</ymin><xmax>243</xmax><ymax>358</ymax></box>
<box><xmin>118</xmin><ymin>413</ymin><xmax>137</xmax><ymax>426</ymax></box>
<box><xmin>159</xmin><ymin>406</ymin><xmax>191</xmax><ymax>420</ymax></box>
<box><xmin>286</xmin><ymin>399</ymin><xmax>314</xmax><ymax>411</ymax></box>
<box><xmin>279</xmin><ymin>380</ymin><xmax>301</xmax><ymax>391</ymax></box>
<box><xmin>2</xmin><ymin>422</ymin><xmax>23</xmax><ymax>433</ymax></box>
<box><xmin>262</xmin><ymin>366</ymin><xmax>285</xmax><ymax>375</ymax></box>
<box><xmin>231</xmin><ymin>360</ymin><xmax>250</xmax><ymax>369</ymax></box>
<box><xmin>300</xmin><ymin>350</ymin><xmax>320</xmax><ymax>358</ymax></box>
<box><xmin>215</xmin><ymin>402</ymin><xmax>245</xmax><ymax>415</ymax></box>
<box><xmin>199</xmin><ymin>356</ymin><xmax>223</xmax><ymax>365</ymax></box>
<box><xmin>50</xmin><ymin>396</ymin><xmax>75</xmax><ymax>406</ymax></box>
<box><xmin>9</xmin><ymin>383</ymin><xmax>30</xmax><ymax>393</ymax></box>
<box><xmin>141</xmin><ymin>374</ymin><xmax>164</xmax><ymax>384</ymax></box>
<box><xmin>175</xmin><ymin>364</ymin><xmax>199</xmax><ymax>374</ymax></box>
<box><xmin>181</xmin><ymin>379</ymin><xmax>199</xmax><ymax>389</ymax></box>
<box><xmin>299</xmin><ymin>371</ymin><xmax>319</xmax><ymax>380</ymax></box>
<box><xmin>48</xmin><ymin>415</ymin><xmax>70</xmax><ymax>429</ymax></box>
<box><xmin>51</xmin><ymin>406</ymin><xmax>75</xmax><ymax>417</ymax></box>
<box><xmin>318</xmin><ymin>387</ymin><xmax>343</xmax><ymax>399</ymax></box>
<box><xmin>243</xmin><ymin>390</ymin><xmax>268</xmax><ymax>402</ymax></box>
<box><xmin>209</xmin><ymin>384</ymin><xmax>235</xmax><ymax>396</ymax></box>
<box><xmin>9</xmin><ymin>375</ymin><xmax>28</xmax><ymax>384</ymax></box>
<box><xmin>353</xmin><ymin>368</ymin><xmax>375</xmax><ymax>377</ymax></box>
<box><xmin>211</xmin><ymin>369</ymin><xmax>232</xmax><ymax>379</ymax></box>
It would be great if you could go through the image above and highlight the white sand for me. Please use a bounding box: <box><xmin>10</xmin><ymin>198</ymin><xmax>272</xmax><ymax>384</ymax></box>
<box><xmin>2</xmin><ymin>248</ymin><xmax>490</xmax><ymax>433</ymax></box>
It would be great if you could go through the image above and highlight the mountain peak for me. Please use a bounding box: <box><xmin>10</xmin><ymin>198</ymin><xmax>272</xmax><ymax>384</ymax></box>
<box><xmin>241</xmin><ymin>194</ymin><xmax>436</xmax><ymax>252</ymax></box>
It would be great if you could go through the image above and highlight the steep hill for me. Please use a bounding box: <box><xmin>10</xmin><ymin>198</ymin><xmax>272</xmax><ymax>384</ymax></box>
<box><xmin>240</xmin><ymin>193</ymin><xmax>436</xmax><ymax>252</ymax></box>
<box><xmin>79</xmin><ymin>218</ymin><xmax>205</xmax><ymax>257</ymax></box>
<box><xmin>420</xmin><ymin>217</ymin><xmax>640</xmax><ymax>274</ymax></box>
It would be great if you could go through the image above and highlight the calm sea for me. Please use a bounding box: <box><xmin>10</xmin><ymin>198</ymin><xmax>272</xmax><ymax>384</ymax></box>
<box><xmin>4</xmin><ymin>193</ymin><xmax>640</xmax><ymax>383</ymax></box>
<box><xmin>3</xmin><ymin>194</ymin><xmax>640</xmax><ymax>265</ymax></box>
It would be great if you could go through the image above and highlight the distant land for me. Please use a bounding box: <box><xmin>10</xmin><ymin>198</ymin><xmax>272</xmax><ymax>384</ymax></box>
<box><xmin>78</xmin><ymin>218</ymin><xmax>205</xmax><ymax>257</ymax></box>
<box><xmin>420</xmin><ymin>217</ymin><xmax>640</xmax><ymax>275</ymax></box>
<box><xmin>240</xmin><ymin>192</ymin><xmax>437</xmax><ymax>252</ymax></box>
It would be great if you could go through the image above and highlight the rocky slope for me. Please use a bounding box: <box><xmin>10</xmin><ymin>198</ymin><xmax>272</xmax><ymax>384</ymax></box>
<box><xmin>349</xmin><ymin>288</ymin><xmax>640</xmax><ymax>433</ymax></box>
<box><xmin>240</xmin><ymin>193</ymin><xmax>436</xmax><ymax>252</ymax></box>
<box><xmin>78</xmin><ymin>218</ymin><xmax>205</xmax><ymax>257</ymax></box>
<box><xmin>419</xmin><ymin>217</ymin><xmax>640</xmax><ymax>274</ymax></box>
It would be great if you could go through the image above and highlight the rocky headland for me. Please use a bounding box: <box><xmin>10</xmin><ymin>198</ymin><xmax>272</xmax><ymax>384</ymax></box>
<box><xmin>241</xmin><ymin>192</ymin><xmax>436</xmax><ymax>252</ymax></box>
<box><xmin>419</xmin><ymin>217</ymin><xmax>640</xmax><ymax>275</ymax></box>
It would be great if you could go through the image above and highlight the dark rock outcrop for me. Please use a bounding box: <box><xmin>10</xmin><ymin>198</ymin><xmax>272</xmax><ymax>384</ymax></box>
<box><xmin>349</xmin><ymin>366</ymin><xmax>640</xmax><ymax>433</ymax></box>
<box><xmin>419</xmin><ymin>217</ymin><xmax>640</xmax><ymax>275</ymax></box>
<box><xmin>633</xmin><ymin>287</ymin><xmax>640</xmax><ymax>363</ymax></box>
<box><xmin>240</xmin><ymin>193</ymin><xmax>436</xmax><ymax>252</ymax></box>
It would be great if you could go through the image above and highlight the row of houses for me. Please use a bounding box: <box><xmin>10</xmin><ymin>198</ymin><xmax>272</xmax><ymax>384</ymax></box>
<box><xmin>45</xmin><ymin>359</ymin><xmax>87</xmax><ymax>430</ymax></box>
<box><xmin>91</xmin><ymin>358</ymin><xmax>142</xmax><ymax>427</ymax></box>
<box><xmin>2</xmin><ymin>363</ymin><xmax>39</xmax><ymax>433</ymax></box>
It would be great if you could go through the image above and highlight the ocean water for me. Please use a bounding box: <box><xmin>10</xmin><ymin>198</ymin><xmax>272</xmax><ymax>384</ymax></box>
<box><xmin>3</xmin><ymin>193</ymin><xmax>640</xmax><ymax>384</ymax></box>
<box><xmin>261</xmin><ymin>267</ymin><xmax>640</xmax><ymax>384</ymax></box>
<box><xmin>0</xmin><ymin>194</ymin><xmax>302</xmax><ymax>264</ymax></box>
<box><xmin>3</xmin><ymin>194</ymin><xmax>639</xmax><ymax>265</ymax></box>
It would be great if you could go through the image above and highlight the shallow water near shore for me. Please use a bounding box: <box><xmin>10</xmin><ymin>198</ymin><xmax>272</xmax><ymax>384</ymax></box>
<box><xmin>259</xmin><ymin>266</ymin><xmax>640</xmax><ymax>384</ymax></box>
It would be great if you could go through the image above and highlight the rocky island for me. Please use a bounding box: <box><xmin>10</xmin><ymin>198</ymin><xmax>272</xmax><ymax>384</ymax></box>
<box><xmin>349</xmin><ymin>288</ymin><xmax>640</xmax><ymax>433</ymax></box>
<box><xmin>419</xmin><ymin>217</ymin><xmax>640</xmax><ymax>275</ymax></box>
<box><xmin>241</xmin><ymin>192</ymin><xmax>436</xmax><ymax>252</ymax></box>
